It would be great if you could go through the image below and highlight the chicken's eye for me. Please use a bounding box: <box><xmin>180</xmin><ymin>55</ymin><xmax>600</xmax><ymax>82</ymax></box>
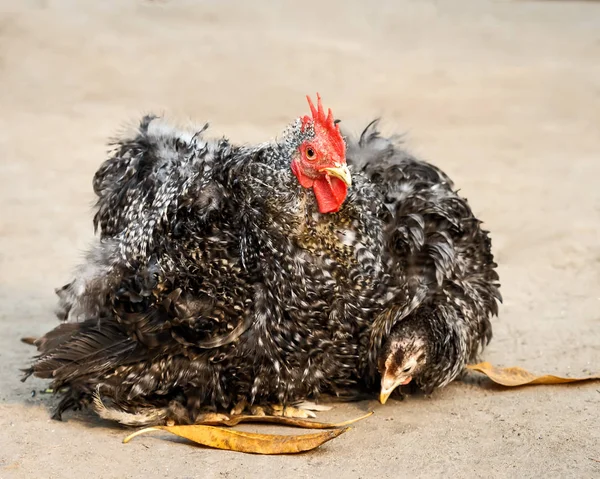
<box><xmin>305</xmin><ymin>147</ymin><xmax>316</xmax><ymax>161</ymax></box>
<box><xmin>402</xmin><ymin>365</ymin><xmax>412</xmax><ymax>373</ymax></box>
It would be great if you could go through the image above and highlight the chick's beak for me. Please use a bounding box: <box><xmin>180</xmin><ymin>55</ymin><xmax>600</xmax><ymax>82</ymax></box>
<box><xmin>379</xmin><ymin>374</ymin><xmax>412</xmax><ymax>405</ymax></box>
<box><xmin>379</xmin><ymin>390</ymin><xmax>393</xmax><ymax>406</ymax></box>
<box><xmin>322</xmin><ymin>164</ymin><xmax>352</xmax><ymax>187</ymax></box>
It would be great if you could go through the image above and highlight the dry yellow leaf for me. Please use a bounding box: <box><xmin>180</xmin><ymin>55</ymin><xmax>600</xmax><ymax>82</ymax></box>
<box><xmin>123</xmin><ymin>424</ymin><xmax>349</xmax><ymax>454</ymax></box>
<box><xmin>467</xmin><ymin>362</ymin><xmax>600</xmax><ymax>387</ymax></box>
<box><xmin>193</xmin><ymin>411</ymin><xmax>373</xmax><ymax>428</ymax></box>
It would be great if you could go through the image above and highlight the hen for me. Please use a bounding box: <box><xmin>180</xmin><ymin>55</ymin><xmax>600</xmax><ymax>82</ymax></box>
<box><xmin>24</xmin><ymin>95</ymin><xmax>500</xmax><ymax>424</ymax></box>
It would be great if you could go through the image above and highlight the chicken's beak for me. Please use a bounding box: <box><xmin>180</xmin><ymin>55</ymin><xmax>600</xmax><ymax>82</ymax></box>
<box><xmin>379</xmin><ymin>374</ymin><xmax>412</xmax><ymax>405</ymax></box>
<box><xmin>322</xmin><ymin>165</ymin><xmax>352</xmax><ymax>187</ymax></box>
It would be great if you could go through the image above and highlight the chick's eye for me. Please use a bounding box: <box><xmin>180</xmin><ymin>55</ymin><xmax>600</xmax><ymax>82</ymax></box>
<box><xmin>402</xmin><ymin>366</ymin><xmax>412</xmax><ymax>373</ymax></box>
<box><xmin>305</xmin><ymin>147</ymin><xmax>316</xmax><ymax>160</ymax></box>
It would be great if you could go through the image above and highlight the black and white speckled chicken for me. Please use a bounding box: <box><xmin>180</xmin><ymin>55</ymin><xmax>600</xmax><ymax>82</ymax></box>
<box><xmin>24</xmin><ymin>95</ymin><xmax>500</xmax><ymax>424</ymax></box>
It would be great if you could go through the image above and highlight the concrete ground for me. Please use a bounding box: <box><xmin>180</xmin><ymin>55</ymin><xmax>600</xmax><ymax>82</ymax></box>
<box><xmin>0</xmin><ymin>0</ymin><xmax>599</xmax><ymax>477</ymax></box>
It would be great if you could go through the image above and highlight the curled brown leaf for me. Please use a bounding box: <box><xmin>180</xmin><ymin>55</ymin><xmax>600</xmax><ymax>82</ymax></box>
<box><xmin>467</xmin><ymin>362</ymin><xmax>600</xmax><ymax>387</ymax></box>
<box><xmin>193</xmin><ymin>411</ymin><xmax>373</xmax><ymax>428</ymax></box>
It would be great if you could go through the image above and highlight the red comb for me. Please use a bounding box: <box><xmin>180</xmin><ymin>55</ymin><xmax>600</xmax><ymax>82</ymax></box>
<box><xmin>303</xmin><ymin>93</ymin><xmax>345</xmax><ymax>154</ymax></box>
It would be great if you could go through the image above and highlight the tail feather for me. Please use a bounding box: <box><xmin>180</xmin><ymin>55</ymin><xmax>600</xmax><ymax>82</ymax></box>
<box><xmin>26</xmin><ymin>318</ymin><xmax>138</xmax><ymax>384</ymax></box>
<box><xmin>32</xmin><ymin>322</ymin><xmax>81</xmax><ymax>354</ymax></box>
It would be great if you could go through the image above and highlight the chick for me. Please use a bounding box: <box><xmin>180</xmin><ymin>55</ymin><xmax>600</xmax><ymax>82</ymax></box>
<box><xmin>376</xmin><ymin>298</ymin><xmax>496</xmax><ymax>404</ymax></box>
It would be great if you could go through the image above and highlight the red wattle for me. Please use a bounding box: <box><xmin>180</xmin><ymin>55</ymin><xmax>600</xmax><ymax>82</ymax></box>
<box><xmin>313</xmin><ymin>176</ymin><xmax>348</xmax><ymax>214</ymax></box>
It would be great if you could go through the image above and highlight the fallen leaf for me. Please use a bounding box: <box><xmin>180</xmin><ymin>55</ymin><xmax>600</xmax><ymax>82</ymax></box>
<box><xmin>193</xmin><ymin>411</ymin><xmax>373</xmax><ymax>428</ymax></box>
<box><xmin>467</xmin><ymin>362</ymin><xmax>600</xmax><ymax>387</ymax></box>
<box><xmin>123</xmin><ymin>424</ymin><xmax>349</xmax><ymax>454</ymax></box>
